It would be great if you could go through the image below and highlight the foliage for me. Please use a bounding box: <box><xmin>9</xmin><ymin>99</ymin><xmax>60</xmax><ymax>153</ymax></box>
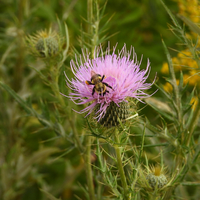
<box><xmin>1</xmin><ymin>0</ymin><xmax>200</xmax><ymax>200</ymax></box>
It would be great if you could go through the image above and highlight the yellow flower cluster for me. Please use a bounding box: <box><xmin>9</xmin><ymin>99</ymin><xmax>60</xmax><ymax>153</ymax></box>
<box><xmin>161</xmin><ymin>50</ymin><xmax>200</xmax><ymax>92</ymax></box>
<box><xmin>161</xmin><ymin>0</ymin><xmax>200</xmax><ymax>102</ymax></box>
<box><xmin>177</xmin><ymin>0</ymin><xmax>200</xmax><ymax>23</ymax></box>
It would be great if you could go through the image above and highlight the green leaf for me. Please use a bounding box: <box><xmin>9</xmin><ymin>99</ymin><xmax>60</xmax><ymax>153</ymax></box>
<box><xmin>0</xmin><ymin>82</ymin><xmax>32</xmax><ymax>115</ymax></box>
<box><xmin>99</xmin><ymin>0</ymin><xmax>107</xmax><ymax>20</ymax></box>
<box><xmin>162</xmin><ymin>39</ymin><xmax>175</xmax><ymax>80</ymax></box>
<box><xmin>40</xmin><ymin>99</ymin><xmax>50</xmax><ymax>121</ymax></box>
<box><xmin>146</xmin><ymin>100</ymin><xmax>176</xmax><ymax>122</ymax></box>
<box><xmin>40</xmin><ymin>189</ymin><xmax>62</xmax><ymax>200</ymax></box>
<box><xmin>179</xmin><ymin>71</ymin><xmax>184</xmax><ymax>90</ymax></box>
<box><xmin>28</xmin><ymin>65</ymin><xmax>47</xmax><ymax>81</ymax></box>
<box><xmin>154</xmin><ymin>82</ymin><xmax>171</xmax><ymax>98</ymax></box>
<box><xmin>182</xmin><ymin>87</ymin><xmax>195</xmax><ymax>115</ymax></box>
<box><xmin>17</xmin><ymin>148</ymin><xmax>59</xmax><ymax>179</ymax></box>
<box><xmin>53</xmin><ymin>122</ymin><xmax>66</xmax><ymax>137</ymax></box>
<box><xmin>138</xmin><ymin>126</ymin><xmax>145</xmax><ymax>163</ymax></box>
<box><xmin>86</xmin><ymin>118</ymin><xmax>107</xmax><ymax>139</ymax></box>
<box><xmin>62</xmin><ymin>23</ymin><xmax>69</xmax><ymax>60</ymax></box>
<box><xmin>193</xmin><ymin>137</ymin><xmax>200</xmax><ymax>163</ymax></box>
<box><xmin>0</xmin><ymin>82</ymin><xmax>62</xmax><ymax>135</ymax></box>
<box><xmin>182</xmin><ymin>182</ymin><xmax>200</xmax><ymax>186</ymax></box>
<box><xmin>145</xmin><ymin>97</ymin><xmax>174</xmax><ymax>115</ymax></box>
<box><xmin>180</xmin><ymin>82</ymin><xmax>190</xmax><ymax>97</ymax></box>
<box><xmin>177</xmin><ymin>14</ymin><xmax>200</xmax><ymax>35</ymax></box>
<box><xmin>143</xmin><ymin>143</ymin><xmax>168</xmax><ymax>148</ymax></box>
<box><xmin>160</xmin><ymin>0</ymin><xmax>180</xmax><ymax>28</ymax></box>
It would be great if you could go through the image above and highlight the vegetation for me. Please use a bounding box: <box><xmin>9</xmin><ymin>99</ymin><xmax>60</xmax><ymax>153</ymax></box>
<box><xmin>0</xmin><ymin>0</ymin><xmax>200</xmax><ymax>199</ymax></box>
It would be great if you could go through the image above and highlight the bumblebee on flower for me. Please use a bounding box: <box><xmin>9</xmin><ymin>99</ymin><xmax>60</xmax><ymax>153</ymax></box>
<box><xmin>64</xmin><ymin>44</ymin><xmax>155</xmax><ymax>126</ymax></box>
<box><xmin>85</xmin><ymin>70</ymin><xmax>113</xmax><ymax>96</ymax></box>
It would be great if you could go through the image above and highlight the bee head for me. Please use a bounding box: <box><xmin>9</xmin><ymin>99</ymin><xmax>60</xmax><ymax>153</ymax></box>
<box><xmin>98</xmin><ymin>74</ymin><xmax>102</xmax><ymax>80</ymax></box>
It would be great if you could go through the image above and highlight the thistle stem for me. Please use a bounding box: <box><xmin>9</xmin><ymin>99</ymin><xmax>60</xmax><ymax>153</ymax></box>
<box><xmin>162</xmin><ymin>40</ymin><xmax>183</xmax><ymax>133</ymax></box>
<box><xmin>87</xmin><ymin>0</ymin><xmax>93</xmax><ymax>47</ymax></box>
<box><xmin>84</xmin><ymin>136</ymin><xmax>95</xmax><ymax>200</ymax></box>
<box><xmin>86</xmin><ymin>1</ymin><xmax>95</xmax><ymax>199</ymax></box>
<box><xmin>69</xmin><ymin>118</ymin><xmax>84</xmax><ymax>152</ymax></box>
<box><xmin>168</xmin><ymin>50</ymin><xmax>182</xmax><ymax>129</ymax></box>
<box><xmin>114</xmin><ymin>129</ymin><xmax>129</xmax><ymax>200</ymax></box>
<box><xmin>50</xmin><ymin>65</ymin><xmax>65</xmax><ymax>106</ymax></box>
<box><xmin>186</xmin><ymin>98</ymin><xmax>200</xmax><ymax>146</ymax></box>
<box><xmin>50</xmin><ymin>64</ymin><xmax>84</xmax><ymax>152</ymax></box>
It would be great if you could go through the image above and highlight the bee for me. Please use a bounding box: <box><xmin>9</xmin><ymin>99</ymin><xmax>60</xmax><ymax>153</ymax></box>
<box><xmin>85</xmin><ymin>70</ymin><xmax>113</xmax><ymax>96</ymax></box>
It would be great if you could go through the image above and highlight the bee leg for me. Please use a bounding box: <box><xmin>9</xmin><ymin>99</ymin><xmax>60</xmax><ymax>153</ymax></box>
<box><xmin>103</xmin><ymin>82</ymin><xmax>113</xmax><ymax>90</ymax></box>
<box><xmin>103</xmin><ymin>90</ymin><xmax>109</xmax><ymax>96</ymax></box>
<box><xmin>85</xmin><ymin>80</ymin><xmax>94</xmax><ymax>85</ymax></box>
<box><xmin>92</xmin><ymin>86</ymin><xmax>96</xmax><ymax>96</ymax></box>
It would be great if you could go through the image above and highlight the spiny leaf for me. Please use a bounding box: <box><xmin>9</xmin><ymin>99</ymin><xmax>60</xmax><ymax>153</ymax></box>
<box><xmin>53</xmin><ymin>122</ymin><xmax>66</xmax><ymax>137</ymax></box>
<box><xmin>182</xmin><ymin>182</ymin><xmax>200</xmax><ymax>186</ymax></box>
<box><xmin>177</xmin><ymin>14</ymin><xmax>200</xmax><ymax>35</ymax></box>
<box><xmin>162</xmin><ymin>39</ymin><xmax>175</xmax><ymax>80</ymax></box>
<box><xmin>0</xmin><ymin>82</ymin><xmax>62</xmax><ymax>135</ymax></box>
<box><xmin>143</xmin><ymin>143</ymin><xmax>168</xmax><ymax>148</ymax></box>
<box><xmin>146</xmin><ymin>100</ymin><xmax>176</xmax><ymax>122</ymax></box>
<box><xmin>28</xmin><ymin>65</ymin><xmax>47</xmax><ymax>81</ymax></box>
<box><xmin>40</xmin><ymin>99</ymin><xmax>50</xmax><ymax>120</ymax></box>
<box><xmin>62</xmin><ymin>22</ymin><xmax>70</xmax><ymax>62</ymax></box>
<box><xmin>154</xmin><ymin>82</ymin><xmax>172</xmax><ymax>99</ymax></box>
<box><xmin>40</xmin><ymin>189</ymin><xmax>62</xmax><ymax>200</ymax></box>
<box><xmin>99</xmin><ymin>0</ymin><xmax>107</xmax><ymax>20</ymax></box>
<box><xmin>17</xmin><ymin>148</ymin><xmax>59</xmax><ymax>179</ymax></box>
<box><xmin>138</xmin><ymin>126</ymin><xmax>145</xmax><ymax>163</ymax></box>
<box><xmin>180</xmin><ymin>82</ymin><xmax>190</xmax><ymax>97</ymax></box>
<box><xmin>0</xmin><ymin>81</ymin><xmax>33</xmax><ymax>115</ymax></box>
<box><xmin>183</xmin><ymin>87</ymin><xmax>195</xmax><ymax>113</ymax></box>
<box><xmin>160</xmin><ymin>0</ymin><xmax>180</xmax><ymax>28</ymax></box>
<box><xmin>179</xmin><ymin>71</ymin><xmax>184</xmax><ymax>90</ymax></box>
<box><xmin>86</xmin><ymin>118</ymin><xmax>107</xmax><ymax>139</ymax></box>
<box><xmin>145</xmin><ymin>97</ymin><xmax>174</xmax><ymax>115</ymax></box>
<box><xmin>193</xmin><ymin>137</ymin><xmax>200</xmax><ymax>163</ymax></box>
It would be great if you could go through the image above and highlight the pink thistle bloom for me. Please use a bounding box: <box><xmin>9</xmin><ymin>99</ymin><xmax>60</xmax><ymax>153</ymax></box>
<box><xmin>64</xmin><ymin>44</ymin><xmax>155</xmax><ymax>121</ymax></box>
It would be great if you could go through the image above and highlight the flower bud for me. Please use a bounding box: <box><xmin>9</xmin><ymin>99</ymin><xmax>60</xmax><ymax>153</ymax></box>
<box><xmin>96</xmin><ymin>101</ymin><xmax>130</xmax><ymax>127</ymax></box>
<box><xmin>26</xmin><ymin>29</ymin><xmax>63</xmax><ymax>58</ymax></box>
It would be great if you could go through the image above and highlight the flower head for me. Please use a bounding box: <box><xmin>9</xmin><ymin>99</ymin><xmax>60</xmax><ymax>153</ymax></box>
<box><xmin>137</xmin><ymin>164</ymin><xmax>170</xmax><ymax>199</ymax></box>
<box><xmin>26</xmin><ymin>29</ymin><xmax>63</xmax><ymax>58</ymax></box>
<box><xmin>146</xmin><ymin>165</ymin><xmax>168</xmax><ymax>190</ymax></box>
<box><xmin>65</xmin><ymin>44</ymin><xmax>155</xmax><ymax>122</ymax></box>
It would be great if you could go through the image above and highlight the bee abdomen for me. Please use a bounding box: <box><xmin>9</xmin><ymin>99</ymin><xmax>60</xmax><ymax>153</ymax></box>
<box><xmin>95</xmin><ymin>83</ymin><xmax>106</xmax><ymax>93</ymax></box>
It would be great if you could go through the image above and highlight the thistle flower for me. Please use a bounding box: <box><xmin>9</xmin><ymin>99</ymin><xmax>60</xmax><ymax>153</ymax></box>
<box><xmin>146</xmin><ymin>166</ymin><xmax>168</xmax><ymax>190</ymax></box>
<box><xmin>138</xmin><ymin>165</ymin><xmax>168</xmax><ymax>192</ymax></box>
<box><xmin>64</xmin><ymin>44</ymin><xmax>155</xmax><ymax>126</ymax></box>
<box><xmin>26</xmin><ymin>29</ymin><xmax>63</xmax><ymax>58</ymax></box>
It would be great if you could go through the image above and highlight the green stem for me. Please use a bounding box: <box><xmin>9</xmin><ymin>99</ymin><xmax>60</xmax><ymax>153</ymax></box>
<box><xmin>84</xmin><ymin>136</ymin><xmax>95</xmax><ymax>200</ymax></box>
<box><xmin>114</xmin><ymin>129</ymin><xmax>129</xmax><ymax>200</ymax></box>
<box><xmin>168</xmin><ymin>53</ymin><xmax>182</xmax><ymax>128</ymax></box>
<box><xmin>51</xmin><ymin>66</ymin><xmax>65</xmax><ymax>106</ymax></box>
<box><xmin>162</xmin><ymin>40</ymin><xmax>183</xmax><ymax>132</ymax></box>
<box><xmin>86</xmin><ymin>1</ymin><xmax>95</xmax><ymax>199</ymax></box>
<box><xmin>14</xmin><ymin>0</ymin><xmax>26</xmax><ymax>91</ymax></box>
<box><xmin>186</xmin><ymin>98</ymin><xmax>200</xmax><ymax>146</ymax></box>
<box><xmin>87</xmin><ymin>0</ymin><xmax>93</xmax><ymax>47</ymax></box>
<box><xmin>50</xmin><ymin>64</ymin><xmax>84</xmax><ymax>152</ymax></box>
<box><xmin>91</xmin><ymin>0</ymin><xmax>99</xmax><ymax>57</ymax></box>
<box><xmin>69</xmin><ymin>118</ymin><xmax>84</xmax><ymax>152</ymax></box>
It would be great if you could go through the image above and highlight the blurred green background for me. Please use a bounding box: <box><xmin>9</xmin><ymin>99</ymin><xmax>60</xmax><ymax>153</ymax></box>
<box><xmin>0</xmin><ymin>0</ymin><xmax>179</xmax><ymax>199</ymax></box>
